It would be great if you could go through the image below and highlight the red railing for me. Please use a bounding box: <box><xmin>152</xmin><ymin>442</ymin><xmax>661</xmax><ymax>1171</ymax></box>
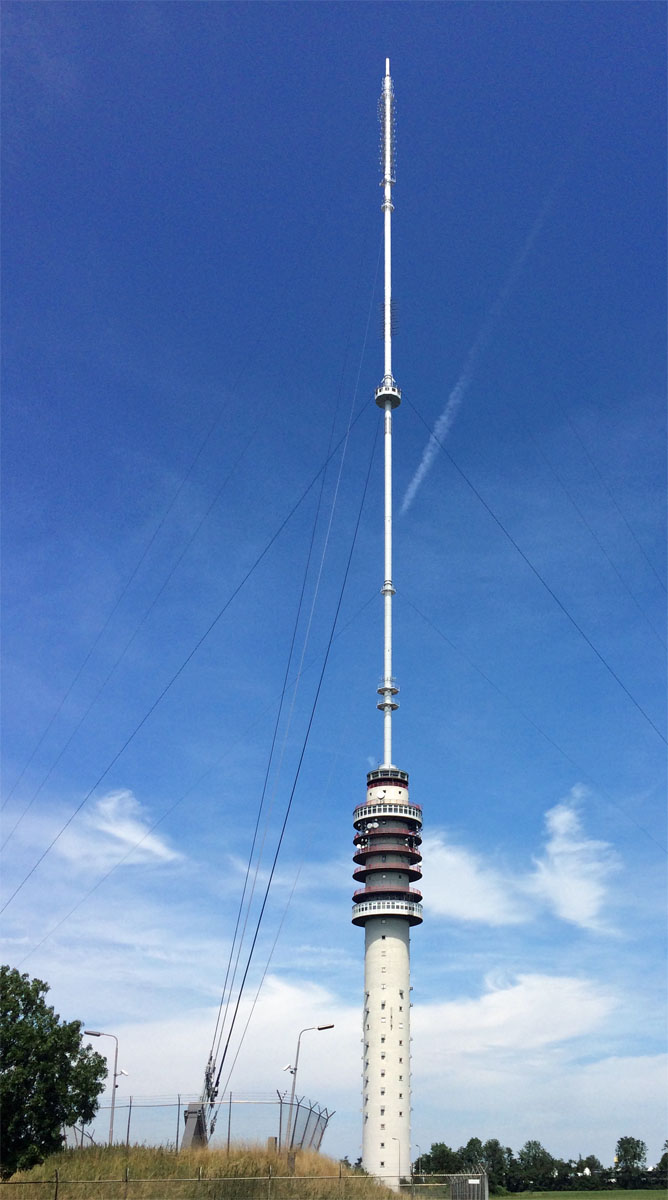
<box><xmin>352</xmin><ymin>864</ymin><xmax>419</xmax><ymax>883</ymax></box>
<box><xmin>352</xmin><ymin>886</ymin><xmax>423</xmax><ymax>903</ymax></box>
<box><xmin>353</xmin><ymin>839</ymin><xmax>421</xmax><ymax>855</ymax></box>
<box><xmin>353</xmin><ymin>821</ymin><xmax>422</xmax><ymax>837</ymax></box>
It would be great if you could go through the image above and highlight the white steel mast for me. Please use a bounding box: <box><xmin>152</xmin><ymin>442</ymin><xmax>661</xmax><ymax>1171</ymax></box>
<box><xmin>376</xmin><ymin>57</ymin><xmax>401</xmax><ymax>768</ymax></box>
<box><xmin>352</xmin><ymin>59</ymin><xmax>423</xmax><ymax>1193</ymax></box>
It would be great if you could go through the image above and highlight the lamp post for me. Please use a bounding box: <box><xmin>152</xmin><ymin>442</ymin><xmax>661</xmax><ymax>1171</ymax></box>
<box><xmin>392</xmin><ymin>1136</ymin><xmax>401</xmax><ymax>1184</ymax></box>
<box><xmin>85</xmin><ymin>1030</ymin><xmax>119</xmax><ymax>1145</ymax></box>
<box><xmin>285</xmin><ymin>1024</ymin><xmax>334</xmax><ymax>1150</ymax></box>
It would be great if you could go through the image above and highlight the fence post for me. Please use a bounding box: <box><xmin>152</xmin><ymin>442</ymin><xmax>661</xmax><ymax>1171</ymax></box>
<box><xmin>126</xmin><ymin>1097</ymin><xmax>133</xmax><ymax>1149</ymax></box>
<box><xmin>124</xmin><ymin>1164</ymin><xmax>129</xmax><ymax>1200</ymax></box>
<box><xmin>53</xmin><ymin>1169</ymin><xmax>59</xmax><ymax>1200</ymax></box>
<box><xmin>176</xmin><ymin>1094</ymin><xmax>181</xmax><ymax>1153</ymax></box>
<box><xmin>227</xmin><ymin>1091</ymin><xmax>232</xmax><ymax>1153</ymax></box>
<box><xmin>268</xmin><ymin>1164</ymin><xmax>272</xmax><ymax>1200</ymax></box>
<box><xmin>277</xmin><ymin>1090</ymin><xmax>283</xmax><ymax>1151</ymax></box>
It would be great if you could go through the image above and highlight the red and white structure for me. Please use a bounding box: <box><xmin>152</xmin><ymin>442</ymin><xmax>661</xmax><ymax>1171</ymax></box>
<box><xmin>352</xmin><ymin>59</ymin><xmax>423</xmax><ymax>1189</ymax></box>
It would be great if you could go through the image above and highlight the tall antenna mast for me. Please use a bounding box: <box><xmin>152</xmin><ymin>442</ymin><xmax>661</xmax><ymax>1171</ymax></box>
<box><xmin>376</xmin><ymin>56</ymin><xmax>401</xmax><ymax>768</ymax></box>
<box><xmin>352</xmin><ymin>60</ymin><xmax>423</xmax><ymax>1192</ymax></box>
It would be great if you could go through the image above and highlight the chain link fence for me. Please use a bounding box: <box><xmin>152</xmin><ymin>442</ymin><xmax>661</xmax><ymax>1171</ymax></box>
<box><xmin>61</xmin><ymin>1093</ymin><xmax>333</xmax><ymax>1153</ymax></box>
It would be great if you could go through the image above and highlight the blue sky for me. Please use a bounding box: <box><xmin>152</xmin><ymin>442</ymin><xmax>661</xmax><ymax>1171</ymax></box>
<box><xmin>2</xmin><ymin>0</ymin><xmax>666</xmax><ymax>1168</ymax></box>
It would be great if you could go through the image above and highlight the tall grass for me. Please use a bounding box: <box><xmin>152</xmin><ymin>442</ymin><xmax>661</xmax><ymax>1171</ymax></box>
<box><xmin>4</xmin><ymin>1143</ymin><xmax>396</xmax><ymax>1200</ymax></box>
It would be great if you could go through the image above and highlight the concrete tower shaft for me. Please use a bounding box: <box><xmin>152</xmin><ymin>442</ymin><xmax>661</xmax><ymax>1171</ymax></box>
<box><xmin>353</xmin><ymin>769</ymin><xmax>423</xmax><ymax>1187</ymax></box>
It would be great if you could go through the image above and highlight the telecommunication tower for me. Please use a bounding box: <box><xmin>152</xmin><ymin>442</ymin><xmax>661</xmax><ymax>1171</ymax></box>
<box><xmin>351</xmin><ymin>59</ymin><xmax>423</xmax><ymax>1189</ymax></box>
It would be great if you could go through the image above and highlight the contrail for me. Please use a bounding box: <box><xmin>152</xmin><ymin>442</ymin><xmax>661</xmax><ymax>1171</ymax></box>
<box><xmin>401</xmin><ymin>187</ymin><xmax>557</xmax><ymax>515</ymax></box>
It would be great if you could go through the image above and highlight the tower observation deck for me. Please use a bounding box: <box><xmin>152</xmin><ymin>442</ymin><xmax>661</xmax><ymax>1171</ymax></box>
<box><xmin>352</xmin><ymin>61</ymin><xmax>423</xmax><ymax>1191</ymax></box>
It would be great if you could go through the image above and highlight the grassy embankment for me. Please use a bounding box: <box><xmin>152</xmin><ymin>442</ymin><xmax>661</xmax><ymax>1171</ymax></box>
<box><xmin>4</xmin><ymin>1144</ymin><xmax>394</xmax><ymax>1199</ymax></box>
<box><xmin>6</xmin><ymin>1152</ymin><xmax>667</xmax><ymax>1200</ymax></box>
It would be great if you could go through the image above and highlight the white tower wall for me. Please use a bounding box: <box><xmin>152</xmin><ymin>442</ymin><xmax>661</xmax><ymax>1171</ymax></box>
<box><xmin>363</xmin><ymin>918</ymin><xmax>411</xmax><ymax>1184</ymax></box>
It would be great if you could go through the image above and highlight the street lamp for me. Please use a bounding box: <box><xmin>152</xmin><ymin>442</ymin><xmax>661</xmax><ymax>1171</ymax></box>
<box><xmin>84</xmin><ymin>1030</ymin><xmax>120</xmax><ymax>1145</ymax></box>
<box><xmin>284</xmin><ymin>1024</ymin><xmax>334</xmax><ymax>1150</ymax></box>
<box><xmin>392</xmin><ymin>1136</ymin><xmax>401</xmax><ymax>1184</ymax></box>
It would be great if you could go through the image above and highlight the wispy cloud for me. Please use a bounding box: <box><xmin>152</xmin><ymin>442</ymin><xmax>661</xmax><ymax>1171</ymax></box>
<box><xmin>55</xmin><ymin>789</ymin><xmax>182</xmax><ymax>872</ymax></box>
<box><xmin>524</xmin><ymin>788</ymin><xmax>618</xmax><ymax>930</ymax></box>
<box><xmin>424</xmin><ymin>788</ymin><xmax>617</xmax><ymax>930</ymax></box>
<box><xmin>424</xmin><ymin>837</ymin><xmax>526</xmax><ymax>925</ymax></box>
<box><xmin>401</xmin><ymin>188</ymin><xmax>557</xmax><ymax>515</ymax></box>
<box><xmin>415</xmin><ymin>971</ymin><xmax>614</xmax><ymax>1055</ymax></box>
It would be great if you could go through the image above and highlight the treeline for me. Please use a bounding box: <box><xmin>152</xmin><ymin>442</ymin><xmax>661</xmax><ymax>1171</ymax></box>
<box><xmin>415</xmin><ymin>1136</ymin><xmax>668</xmax><ymax>1193</ymax></box>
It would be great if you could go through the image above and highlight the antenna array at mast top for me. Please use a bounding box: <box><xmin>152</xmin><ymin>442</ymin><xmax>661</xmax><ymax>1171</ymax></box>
<box><xmin>378</xmin><ymin>65</ymin><xmax>396</xmax><ymax>185</ymax></box>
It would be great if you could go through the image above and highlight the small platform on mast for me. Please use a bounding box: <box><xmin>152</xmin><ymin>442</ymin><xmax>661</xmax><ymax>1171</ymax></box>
<box><xmin>375</xmin><ymin>381</ymin><xmax>401</xmax><ymax>408</ymax></box>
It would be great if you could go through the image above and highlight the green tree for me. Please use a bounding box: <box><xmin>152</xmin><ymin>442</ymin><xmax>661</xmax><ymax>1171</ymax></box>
<box><xmin>516</xmin><ymin>1140</ymin><xmax>556</xmax><ymax>1191</ymax></box>
<box><xmin>0</xmin><ymin>966</ymin><xmax>107</xmax><ymax>1178</ymax></box>
<box><xmin>459</xmin><ymin>1138</ymin><xmax>485</xmax><ymax>1170</ymax></box>
<box><xmin>615</xmin><ymin>1136</ymin><xmax>647</xmax><ymax>1186</ymax></box>
<box><xmin>656</xmin><ymin>1141</ymin><xmax>668</xmax><ymax>1175</ymax></box>
<box><xmin>423</xmin><ymin>1143</ymin><xmax>464</xmax><ymax>1174</ymax></box>
<box><xmin>575</xmin><ymin>1155</ymin><xmax>605</xmax><ymax>1189</ymax></box>
<box><xmin>481</xmin><ymin>1139</ymin><xmax>512</xmax><ymax>1192</ymax></box>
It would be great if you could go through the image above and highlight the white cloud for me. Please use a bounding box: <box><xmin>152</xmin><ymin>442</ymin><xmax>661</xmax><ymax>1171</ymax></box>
<box><xmin>55</xmin><ymin>789</ymin><xmax>182</xmax><ymax>872</ymax></box>
<box><xmin>524</xmin><ymin>790</ymin><xmax>618</xmax><ymax>930</ymax></box>
<box><xmin>423</xmin><ymin>836</ymin><xmax>526</xmax><ymax>925</ymax></box>
<box><xmin>414</xmin><ymin>972</ymin><xmax>614</xmax><ymax>1058</ymax></box>
<box><xmin>423</xmin><ymin>787</ymin><xmax>616</xmax><ymax>930</ymax></box>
